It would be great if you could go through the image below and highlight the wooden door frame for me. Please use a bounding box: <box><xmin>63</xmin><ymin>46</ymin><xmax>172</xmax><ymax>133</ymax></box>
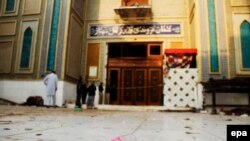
<box><xmin>106</xmin><ymin>42</ymin><xmax>163</xmax><ymax>106</ymax></box>
<box><xmin>147</xmin><ymin>43</ymin><xmax>163</xmax><ymax>59</ymax></box>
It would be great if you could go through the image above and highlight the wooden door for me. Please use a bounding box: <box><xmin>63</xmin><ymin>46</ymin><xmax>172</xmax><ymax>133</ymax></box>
<box><xmin>121</xmin><ymin>68</ymin><xmax>147</xmax><ymax>105</ymax></box>
<box><xmin>108</xmin><ymin>67</ymin><xmax>162</xmax><ymax>105</ymax></box>
<box><xmin>148</xmin><ymin>68</ymin><xmax>162</xmax><ymax>105</ymax></box>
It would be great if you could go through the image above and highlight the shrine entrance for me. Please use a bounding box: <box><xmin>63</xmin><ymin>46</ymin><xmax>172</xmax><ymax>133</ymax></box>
<box><xmin>107</xmin><ymin>43</ymin><xmax>163</xmax><ymax>105</ymax></box>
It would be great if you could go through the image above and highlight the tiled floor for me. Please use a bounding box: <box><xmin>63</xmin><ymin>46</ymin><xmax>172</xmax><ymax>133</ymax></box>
<box><xmin>0</xmin><ymin>105</ymin><xmax>249</xmax><ymax>141</ymax></box>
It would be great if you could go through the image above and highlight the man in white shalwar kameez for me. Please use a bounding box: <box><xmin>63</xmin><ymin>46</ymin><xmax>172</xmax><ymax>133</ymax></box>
<box><xmin>43</xmin><ymin>70</ymin><xmax>58</xmax><ymax>106</ymax></box>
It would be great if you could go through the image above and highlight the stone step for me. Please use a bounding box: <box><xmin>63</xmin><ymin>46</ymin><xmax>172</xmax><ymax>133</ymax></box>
<box><xmin>66</xmin><ymin>104</ymin><xmax>193</xmax><ymax>112</ymax></box>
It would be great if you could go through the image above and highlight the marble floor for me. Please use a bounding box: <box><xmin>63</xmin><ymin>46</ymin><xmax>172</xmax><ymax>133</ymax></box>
<box><xmin>0</xmin><ymin>105</ymin><xmax>249</xmax><ymax>141</ymax></box>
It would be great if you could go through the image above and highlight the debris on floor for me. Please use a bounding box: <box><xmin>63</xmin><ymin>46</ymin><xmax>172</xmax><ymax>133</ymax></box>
<box><xmin>222</xmin><ymin>108</ymin><xmax>250</xmax><ymax>116</ymax></box>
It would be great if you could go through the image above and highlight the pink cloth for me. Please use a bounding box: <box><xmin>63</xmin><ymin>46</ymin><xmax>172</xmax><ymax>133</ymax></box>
<box><xmin>111</xmin><ymin>136</ymin><xmax>122</xmax><ymax>141</ymax></box>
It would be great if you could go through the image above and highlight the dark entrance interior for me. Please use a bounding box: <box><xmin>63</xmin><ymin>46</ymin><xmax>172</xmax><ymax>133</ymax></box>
<box><xmin>107</xmin><ymin>42</ymin><xmax>163</xmax><ymax>105</ymax></box>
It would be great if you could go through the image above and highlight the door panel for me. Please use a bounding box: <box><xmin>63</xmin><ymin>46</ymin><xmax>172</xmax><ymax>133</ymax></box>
<box><xmin>135</xmin><ymin>69</ymin><xmax>147</xmax><ymax>105</ymax></box>
<box><xmin>121</xmin><ymin>68</ymin><xmax>134</xmax><ymax>105</ymax></box>
<box><xmin>148</xmin><ymin>68</ymin><xmax>162</xmax><ymax>105</ymax></box>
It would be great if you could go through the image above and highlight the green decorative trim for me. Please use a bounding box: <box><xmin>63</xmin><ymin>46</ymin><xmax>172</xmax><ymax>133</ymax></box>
<box><xmin>207</xmin><ymin>0</ymin><xmax>219</xmax><ymax>72</ymax></box>
<box><xmin>47</xmin><ymin>0</ymin><xmax>60</xmax><ymax>70</ymax></box>
<box><xmin>240</xmin><ymin>21</ymin><xmax>250</xmax><ymax>69</ymax></box>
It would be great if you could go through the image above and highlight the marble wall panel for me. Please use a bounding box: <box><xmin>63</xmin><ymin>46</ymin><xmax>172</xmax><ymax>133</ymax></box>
<box><xmin>0</xmin><ymin>20</ymin><xmax>16</xmax><ymax>36</ymax></box>
<box><xmin>66</xmin><ymin>14</ymin><xmax>83</xmax><ymax>78</ymax></box>
<box><xmin>0</xmin><ymin>41</ymin><xmax>13</xmax><ymax>73</ymax></box>
<box><xmin>22</xmin><ymin>0</ymin><xmax>42</xmax><ymax>15</ymax></box>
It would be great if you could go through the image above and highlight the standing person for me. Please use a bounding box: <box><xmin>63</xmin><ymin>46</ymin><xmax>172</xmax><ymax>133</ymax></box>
<box><xmin>87</xmin><ymin>82</ymin><xmax>96</xmax><ymax>109</ymax></box>
<box><xmin>75</xmin><ymin>76</ymin><xmax>83</xmax><ymax>108</ymax></box>
<box><xmin>43</xmin><ymin>70</ymin><xmax>58</xmax><ymax>106</ymax></box>
<box><xmin>81</xmin><ymin>81</ymin><xmax>88</xmax><ymax>105</ymax></box>
<box><xmin>98</xmin><ymin>82</ymin><xmax>104</xmax><ymax>104</ymax></box>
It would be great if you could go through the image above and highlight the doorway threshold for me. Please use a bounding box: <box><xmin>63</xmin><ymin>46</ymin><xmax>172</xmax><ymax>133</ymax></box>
<box><xmin>97</xmin><ymin>105</ymin><xmax>167</xmax><ymax>112</ymax></box>
<box><xmin>66</xmin><ymin>104</ymin><xmax>193</xmax><ymax>112</ymax></box>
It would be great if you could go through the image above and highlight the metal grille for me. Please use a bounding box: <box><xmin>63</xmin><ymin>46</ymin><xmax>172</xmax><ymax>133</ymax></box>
<box><xmin>163</xmin><ymin>69</ymin><xmax>202</xmax><ymax>110</ymax></box>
